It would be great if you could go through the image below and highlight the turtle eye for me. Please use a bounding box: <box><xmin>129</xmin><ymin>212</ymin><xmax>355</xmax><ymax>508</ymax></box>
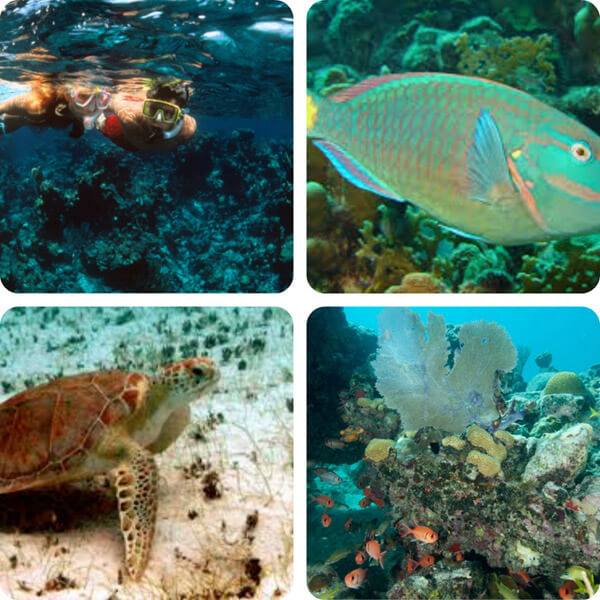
<box><xmin>570</xmin><ymin>141</ymin><xmax>592</xmax><ymax>163</ymax></box>
<box><xmin>192</xmin><ymin>366</ymin><xmax>205</xmax><ymax>378</ymax></box>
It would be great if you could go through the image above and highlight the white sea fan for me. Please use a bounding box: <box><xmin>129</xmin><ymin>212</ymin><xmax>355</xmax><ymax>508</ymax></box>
<box><xmin>373</xmin><ymin>308</ymin><xmax>517</xmax><ymax>434</ymax></box>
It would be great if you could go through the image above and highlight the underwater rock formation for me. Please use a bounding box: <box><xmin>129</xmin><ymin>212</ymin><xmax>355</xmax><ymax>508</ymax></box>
<box><xmin>522</xmin><ymin>423</ymin><xmax>593</xmax><ymax>485</ymax></box>
<box><xmin>308</xmin><ymin>308</ymin><xmax>378</xmax><ymax>464</ymax></box>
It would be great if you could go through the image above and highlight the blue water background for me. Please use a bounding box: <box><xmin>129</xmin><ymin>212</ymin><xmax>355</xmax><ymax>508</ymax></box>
<box><xmin>0</xmin><ymin>0</ymin><xmax>293</xmax><ymax>121</ymax></box>
<box><xmin>344</xmin><ymin>307</ymin><xmax>600</xmax><ymax>381</ymax></box>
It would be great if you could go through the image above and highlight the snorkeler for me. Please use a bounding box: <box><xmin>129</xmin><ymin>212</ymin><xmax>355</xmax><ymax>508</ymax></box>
<box><xmin>69</xmin><ymin>87</ymin><xmax>111</xmax><ymax>131</ymax></box>
<box><xmin>0</xmin><ymin>82</ymin><xmax>111</xmax><ymax>138</ymax></box>
<box><xmin>100</xmin><ymin>82</ymin><xmax>196</xmax><ymax>152</ymax></box>
<box><xmin>0</xmin><ymin>81</ymin><xmax>83</xmax><ymax>137</ymax></box>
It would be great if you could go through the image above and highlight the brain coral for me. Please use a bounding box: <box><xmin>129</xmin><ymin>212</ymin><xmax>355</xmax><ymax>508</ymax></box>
<box><xmin>373</xmin><ymin>309</ymin><xmax>517</xmax><ymax>434</ymax></box>
<box><xmin>542</xmin><ymin>371</ymin><xmax>590</xmax><ymax>397</ymax></box>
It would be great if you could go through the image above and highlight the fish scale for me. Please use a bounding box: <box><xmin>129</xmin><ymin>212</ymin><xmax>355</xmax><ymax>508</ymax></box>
<box><xmin>308</xmin><ymin>73</ymin><xmax>600</xmax><ymax>245</ymax></box>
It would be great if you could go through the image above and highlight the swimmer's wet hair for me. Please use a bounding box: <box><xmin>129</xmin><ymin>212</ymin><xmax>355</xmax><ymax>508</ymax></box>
<box><xmin>147</xmin><ymin>83</ymin><xmax>190</xmax><ymax>108</ymax></box>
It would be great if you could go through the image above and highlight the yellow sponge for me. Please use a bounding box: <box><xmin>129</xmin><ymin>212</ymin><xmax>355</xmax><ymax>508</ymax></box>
<box><xmin>467</xmin><ymin>425</ymin><xmax>507</xmax><ymax>461</ymax></box>
<box><xmin>467</xmin><ymin>450</ymin><xmax>503</xmax><ymax>477</ymax></box>
<box><xmin>442</xmin><ymin>435</ymin><xmax>466</xmax><ymax>450</ymax></box>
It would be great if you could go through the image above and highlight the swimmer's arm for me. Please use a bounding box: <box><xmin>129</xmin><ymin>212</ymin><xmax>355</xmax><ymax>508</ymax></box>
<box><xmin>180</xmin><ymin>114</ymin><xmax>196</xmax><ymax>141</ymax></box>
<box><xmin>0</xmin><ymin>93</ymin><xmax>43</xmax><ymax>118</ymax></box>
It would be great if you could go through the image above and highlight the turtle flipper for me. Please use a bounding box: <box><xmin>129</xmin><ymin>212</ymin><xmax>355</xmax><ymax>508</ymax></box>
<box><xmin>115</xmin><ymin>449</ymin><xmax>158</xmax><ymax>580</ymax></box>
<box><xmin>146</xmin><ymin>406</ymin><xmax>190</xmax><ymax>454</ymax></box>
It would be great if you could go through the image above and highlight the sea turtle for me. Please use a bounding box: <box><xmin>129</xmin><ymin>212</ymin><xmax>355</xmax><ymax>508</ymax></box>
<box><xmin>0</xmin><ymin>357</ymin><xmax>219</xmax><ymax>580</ymax></box>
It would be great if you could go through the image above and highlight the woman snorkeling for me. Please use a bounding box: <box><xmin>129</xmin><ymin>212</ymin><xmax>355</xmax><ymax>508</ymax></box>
<box><xmin>0</xmin><ymin>79</ymin><xmax>85</xmax><ymax>137</ymax></box>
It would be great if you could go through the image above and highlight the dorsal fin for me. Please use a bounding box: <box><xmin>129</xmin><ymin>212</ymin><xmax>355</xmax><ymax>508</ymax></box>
<box><xmin>328</xmin><ymin>74</ymin><xmax>423</xmax><ymax>103</ymax></box>
<box><xmin>328</xmin><ymin>72</ymin><xmax>533</xmax><ymax>104</ymax></box>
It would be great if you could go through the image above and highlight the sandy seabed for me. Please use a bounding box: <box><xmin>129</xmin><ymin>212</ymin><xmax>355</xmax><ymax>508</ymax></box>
<box><xmin>0</xmin><ymin>307</ymin><xmax>293</xmax><ymax>599</ymax></box>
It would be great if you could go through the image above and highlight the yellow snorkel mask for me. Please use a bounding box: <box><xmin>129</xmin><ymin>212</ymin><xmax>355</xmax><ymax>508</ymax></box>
<box><xmin>142</xmin><ymin>99</ymin><xmax>186</xmax><ymax>139</ymax></box>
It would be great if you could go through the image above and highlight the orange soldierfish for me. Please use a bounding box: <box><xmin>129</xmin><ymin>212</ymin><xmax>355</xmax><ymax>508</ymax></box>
<box><xmin>365</xmin><ymin>539</ymin><xmax>387</xmax><ymax>568</ymax></box>
<box><xmin>344</xmin><ymin>568</ymin><xmax>367</xmax><ymax>589</ymax></box>
<box><xmin>355</xmin><ymin>551</ymin><xmax>367</xmax><ymax>565</ymax></box>
<box><xmin>311</xmin><ymin>495</ymin><xmax>334</xmax><ymax>508</ymax></box>
<box><xmin>364</xmin><ymin>487</ymin><xmax>385</xmax><ymax>509</ymax></box>
<box><xmin>558</xmin><ymin>580</ymin><xmax>576</xmax><ymax>600</ymax></box>
<box><xmin>344</xmin><ymin>516</ymin><xmax>353</xmax><ymax>531</ymax></box>
<box><xmin>407</xmin><ymin>554</ymin><xmax>435</xmax><ymax>572</ymax></box>
<box><xmin>397</xmin><ymin>523</ymin><xmax>438</xmax><ymax>543</ymax></box>
<box><xmin>325</xmin><ymin>439</ymin><xmax>346</xmax><ymax>449</ymax></box>
<box><xmin>321</xmin><ymin>513</ymin><xmax>332</xmax><ymax>527</ymax></box>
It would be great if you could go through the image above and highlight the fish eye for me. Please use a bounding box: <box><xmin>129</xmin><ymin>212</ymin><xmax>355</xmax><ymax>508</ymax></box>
<box><xmin>570</xmin><ymin>141</ymin><xmax>592</xmax><ymax>162</ymax></box>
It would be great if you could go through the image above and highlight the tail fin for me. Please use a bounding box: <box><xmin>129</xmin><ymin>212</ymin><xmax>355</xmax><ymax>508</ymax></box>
<box><xmin>307</xmin><ymin>90</ymin><xmax>321</xmax><ymax>138</ymax></box>
<box><xmin>379</xmin><ymin>551</ymin><xmax>387</xmax><ymax>569</ymax></box>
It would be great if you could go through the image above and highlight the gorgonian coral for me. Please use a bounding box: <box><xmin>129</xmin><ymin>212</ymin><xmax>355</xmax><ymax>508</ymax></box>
<box><xmin>372</xmin><ymin>308</ymin><xmax>517</xmax><ymax>433</ymax></box>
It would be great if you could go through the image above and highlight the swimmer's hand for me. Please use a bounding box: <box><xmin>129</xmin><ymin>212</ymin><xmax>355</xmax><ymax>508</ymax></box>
<box><xmin>95</xmin><ymin>113</ymin><xmax>106</xmax><ymax>131</ymax></box>
<box><xmin>69</xmin><ymin>120</ymin><xmax>84</xmax><ymax>138</ymax></box>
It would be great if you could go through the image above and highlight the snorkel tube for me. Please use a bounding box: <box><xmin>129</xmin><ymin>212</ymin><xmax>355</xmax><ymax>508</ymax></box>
<box><xmin>152</xmin><ymin>110</ymin><xmax>184</xmax><ymax>139</ymax></box>
<box><xmin>162</xmin><ymin>116</ymin><xmax>184</xmax><ymax>139</ymax></box>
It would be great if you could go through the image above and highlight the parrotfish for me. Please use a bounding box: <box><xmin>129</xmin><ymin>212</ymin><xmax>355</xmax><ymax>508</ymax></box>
<box><xmin>307</xmin><ymin>73</ymin><xmax>600</xmax><ymax>245</ymax></box>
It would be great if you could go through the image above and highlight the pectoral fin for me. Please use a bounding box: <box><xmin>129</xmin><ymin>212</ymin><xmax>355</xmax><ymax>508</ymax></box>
<box><xmin>466</xmin><ymin>109</ymin><xmax>517</xmax><ymax>204</ymax></box>
<box><xmin>115</xmin><ymin>446</ymin><xmax>158</xmax><ymax>580</ymax></box>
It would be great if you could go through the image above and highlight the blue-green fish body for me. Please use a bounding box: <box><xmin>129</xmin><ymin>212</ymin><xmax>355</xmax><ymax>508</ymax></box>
<box><xmin>307</xmin><ymin>73</ymin><xmax>600</xmax><ymax>245</ymax></box>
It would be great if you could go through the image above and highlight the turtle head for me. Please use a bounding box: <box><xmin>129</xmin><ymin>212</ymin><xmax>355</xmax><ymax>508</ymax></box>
<box><xmin>158</xmin><ymin>358</ymin><xmax>220</xmax><ymax>405</ymax></box>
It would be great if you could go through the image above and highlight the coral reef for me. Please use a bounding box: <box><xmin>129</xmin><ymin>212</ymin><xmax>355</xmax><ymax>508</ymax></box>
<box><xmin>1</xmin><ymin>129</ymin><xmax>292</xmax><ymax>292</ymax></box>
<box><xmin>307</xmin><ymin>307</ymin><xmax>600</xmax><ymax>598</ymax></box>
